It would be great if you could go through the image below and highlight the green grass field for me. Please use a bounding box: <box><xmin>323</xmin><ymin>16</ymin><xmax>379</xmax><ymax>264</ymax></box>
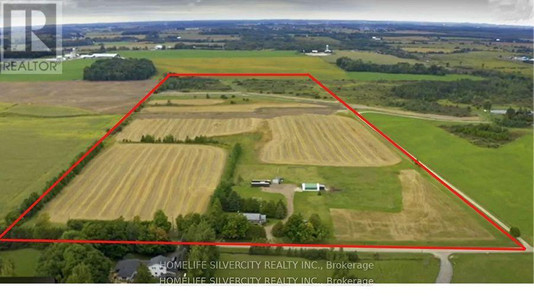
<box><xmin>119</xmin><ymin>50</ymin><xmax>300</xmax><ymax>59</ymax></box>
<box><xmin>0</xmin><ymin>248</ymin><xmax>42</xmax><ymax>277</ymax></box>
<box><xmin>0</xmin><ymin>59</ymin><xmax>92</xmax><ymax>82</ymax></box>
<box><xmin>363</xmin><ymin>113</ymin><xmax>534</xmax><ymax>243</ymax></box>
<box><xmin>215</xmin><ymin>248</ymin><xmax>440</xmax><ymax>283</ymax></box>
<box><xmin>451</xmin><ymin>253</ymin><xmax>533</xmax><ymax>283</ymax></box>
<box><xmin>0</xmin><ymin>114</ymin><xmax>119</xmax><ymax>219</ymax></box>
<box><xmin>3</xmin><ymin>104</ymin><xmax>95</xmax><ymax>117</ymax></box>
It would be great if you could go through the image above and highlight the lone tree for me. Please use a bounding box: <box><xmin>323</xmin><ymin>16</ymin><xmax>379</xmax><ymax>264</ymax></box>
<box><xmin>509</xmin><ymin>227</ymin><xmax>521</xmax><ymax>238</ymax></box>
<box><xmin>134</xmin><ymin>264</ymin><xmax>155</xmax><ymax>283</ymax></box>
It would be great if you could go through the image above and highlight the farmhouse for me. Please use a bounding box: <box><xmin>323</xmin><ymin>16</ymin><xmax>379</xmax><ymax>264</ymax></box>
<box><xmin>113</xmin><ymin>259</ymin><xmax>141</xmax><ymax>282</ymax></box>
<box><xmin>301</xmin><ymin>183</ymin><xmax>326</xmax><ymax>192</ymax></box>
<box><xmin>243</xmin><ymin>213</ymin><xmax>267</xmax><ymax>225</ymax></box>
<box><xmin>251</xmin><ymin>179</ymin><xmax>271</xmax><ymax>187</ymax></box>
<box><xmin>148</xmin><ymin>255</ymin><xmax>175</xmax><ymax>278</ymax></box>
<box><xmin>80</xmin><ymin>53</ymin><xmax>121</xmax><ymax>59</ymax></box>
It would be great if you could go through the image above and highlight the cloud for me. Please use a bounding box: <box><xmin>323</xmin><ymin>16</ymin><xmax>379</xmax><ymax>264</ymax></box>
<box><xmin>488</xmin><ymin>0</ymin><xmax>534</xmax><ymax>24</ymax></box>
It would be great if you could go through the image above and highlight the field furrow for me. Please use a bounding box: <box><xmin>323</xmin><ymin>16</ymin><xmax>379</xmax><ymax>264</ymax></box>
<box><xmin>116</xmin><ymin>118</ymin><xmax>262</xmax><ymax>141</ymax></box>
<box><xmin>42</xmin><ymin>144</ymin><xmax>226</xmax><ymax>222</ymax></box>
<box><xmin>260</xmin><ymin>114</ymin><xmax>401</xmax><ymax>167</ymax></box>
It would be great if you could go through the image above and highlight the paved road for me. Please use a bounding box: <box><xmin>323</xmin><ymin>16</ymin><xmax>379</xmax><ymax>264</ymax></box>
<box><xmin>434</xmin><ymin>252</ymin><xmax>453</xmax><ymax>283</ymax></box>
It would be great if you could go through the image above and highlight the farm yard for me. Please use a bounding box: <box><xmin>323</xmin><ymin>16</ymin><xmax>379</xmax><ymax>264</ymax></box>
<box><xmin>260</xmin><ymin>114</ymin><xmax>401</xmax><ymax>167</ymax></box>
<box><xmin>41</xmin><ymin>144</ymin><xmax>226</xmax><ymax>222</ymax></box>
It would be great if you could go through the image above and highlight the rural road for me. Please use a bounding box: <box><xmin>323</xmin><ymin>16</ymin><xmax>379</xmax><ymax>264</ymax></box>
<box><xmin>159</xmin><ymin>91</ymin><xmax>484</xmax><ymax>123</ymax></box>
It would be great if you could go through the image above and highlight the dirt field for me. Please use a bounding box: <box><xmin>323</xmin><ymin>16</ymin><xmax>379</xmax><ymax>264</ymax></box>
<box><xmin>259</xmin><ymin>114</ymin><xmax>401</xmax><ymax>167</ymax></box>
<box><xmin>141</xmin><ymin>102</ymin><xmax>325</xmax><ymax>114</ymax></box>
<box><xmin>331</xmin><ymin>170</ymin><xmax>494</xmax><ymax>241</ymax></box>
<box><xmin>42</xmin><ymin>143</ymin><xmax>226</xmax><ymax>222</ymax></box>
<box><xmin>149</xmin><ymin>99</ymin><xmax>225</xmax><ymax>106</ymax></box>
<box><xmin>116</xmin><ymin>118</ymin><xmax>263</xmax><ymax>141</ymax></box>
<box><xmin>0</xmin><ymin>81</ymin><xmax>155</xmax><ymax>113</ymax></box>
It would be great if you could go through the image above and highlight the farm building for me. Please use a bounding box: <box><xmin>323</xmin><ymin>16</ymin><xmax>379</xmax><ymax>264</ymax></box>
<box><xmin>272</xmin><ymin>177</ymin><xmax>284</xmax><ymax>184</ymax></box>
<box><xmin>242</xmin><ymin>213</ymin><xmax>267</xmax><ymax>225</ymax></box>
<box><xmin>251</xmin><ymin>180</ymin><xmax>271</xmax><ymax>187</ymax></box>
<box><xmin>301</xmin><ymin>183</ymin><xmax>326</xmax><ymax>192</ymax></box>
<box><xmin>80</xmin><ymin>53</ymin><xmax>121</xmax><ymax>59</ymax></box>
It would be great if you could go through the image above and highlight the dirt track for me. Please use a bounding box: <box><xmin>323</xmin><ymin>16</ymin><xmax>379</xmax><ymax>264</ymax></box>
<box><xmin>261</xmin><ymin>184</ymin><xmax>297</xmax><ymax>239</ymax></box>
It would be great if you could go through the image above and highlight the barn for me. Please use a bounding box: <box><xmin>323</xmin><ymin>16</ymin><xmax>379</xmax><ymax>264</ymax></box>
<box><xmin>301</xmin><ymin>183</ymin><xmax>326</xmax><ymax>192</ymax></box>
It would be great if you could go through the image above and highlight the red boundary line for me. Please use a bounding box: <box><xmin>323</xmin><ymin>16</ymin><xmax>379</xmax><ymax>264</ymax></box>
<box><xmin>0</xmin><ymin>72</ymin><xmax>526</xmax><ymax>252</ymax></box>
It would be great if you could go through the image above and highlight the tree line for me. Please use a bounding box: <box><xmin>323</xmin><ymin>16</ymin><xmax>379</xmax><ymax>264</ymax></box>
<box><xmin>157</xmin><ymin>76</ymin><xmax>232</xmax><ymax>92</ymax></box>
<box><xmin>336</xmin><ymin>57</ymin><xmax>447</xmax><ymax>75</ymax></box>
<box><xmin>271</xmin><ymin>213</ymin><xmax>330</xmax><ymax>243</ymax></box>
<box><xmin>392</xmin><ymin>74</ymin><xmax>533</xmax><ymax>107</ymax></box>
<box><xmin>132</xmin><ymin>134</ymin><xmax>219</xmax><ymax>145</ymax></box>
<box><xmin>31</xmin><ymin>210</ymin><xmax>175</xmax><ymax>283</ymax></box>
<box><xmin>443</xmin><ymin>123</ymin><xmax>516</xmax><ymax>148</ymax></box>
<box><xmin>83</xmin><ymin>58</ymin><xmax>156</xmax><ymax>81</ymax></box>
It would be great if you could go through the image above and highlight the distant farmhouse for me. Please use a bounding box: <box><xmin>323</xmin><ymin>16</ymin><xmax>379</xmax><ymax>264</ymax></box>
<box><xmin>304</xmin><ymin>45</ymin><xmax>333</xmax><ymax>56</ymax></box>
<box><xmin>47</xmin><ymin>48</ymin><xmax>121</xmax><ymax>62</ymax></box>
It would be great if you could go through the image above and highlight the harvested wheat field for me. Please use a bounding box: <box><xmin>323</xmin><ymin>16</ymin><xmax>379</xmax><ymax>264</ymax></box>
<box><xmin>116</xmin><ymin>118</ymin><xmax>263</xmax><ymax>141</ymax></box>
<box><xmin>142</xmin><ymin>102</ymin><xmax>323</xmax><ymax>113</ymax></box>
<box><xmin>331</xmin><ymin>170</ymin><xmax>494</xmax><ymax>241</ymax></box>
<box><xmin>42</xmin><ymin>143</ymin><xmax>226</xmax><ymax>222</ymax></box>
<box><xmin>0</xmin><ymin>81</ymin><xmax>154</xmax><ymax>113</ymax></box>
<box><xmin>149</xmin><ymin>99</ymin><xmax>225</xmax><ymax>106</ymax></box>
<box><xmin>260</xmin><ymin>114</ymin><xmax>401</xmax><ymax>166</ymax></box>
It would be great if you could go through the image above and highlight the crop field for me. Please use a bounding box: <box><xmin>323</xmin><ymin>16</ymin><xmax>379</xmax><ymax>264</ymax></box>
<box><xmin>260</xmin><ymin>114</ymin><xmax>401</xmax><ymax>167</ymax></box>
<box><xmin>0</xmin><ymin>114</ymin><xmax>118</xmax><ymax>219</ymax></box>
<box><xmin>41</xmin><ymin>144</ymin><xmax>226</xmax><ymax>222</ymax></box>
<box><xmin>0</xmin><ymin>81</ymin><xmax>155</xmax><ymax>114</ymax></box>
<box><xmin>142</xmin><ymin>102</ymin><xmax>325</xmax><ymax>114</ymax></box>
<box><xmin>365</xmin><ymin>113</ymin><xmax>533</xmax><ymax>243</ymax></box>
<box><xmin>331</xmin><ymin>170</ymin><xmax>495</xmax><ymax>242</ymax></box>
<box><xmin>116</xmin><ymin>118</ymin><xmax>263</xmax><ymax>141</ymax></box>
<box><xmin>149</xmin><ymin>99</ymin><xmax>225</xmax><ymax>106</ymax></box>
<box><xmin>119</xmin><ymin>50</ymin><xmax>347</xmax><ymax>79</ymax></box>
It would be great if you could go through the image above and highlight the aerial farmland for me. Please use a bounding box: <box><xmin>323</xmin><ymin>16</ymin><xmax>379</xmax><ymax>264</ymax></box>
<box><xmin>0</xmin><ymin>18</ymin><xmax>531</xmax><ymax>286</ymax></box>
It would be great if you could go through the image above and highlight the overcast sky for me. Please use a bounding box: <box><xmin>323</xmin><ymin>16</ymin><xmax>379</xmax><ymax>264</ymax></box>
<box><xmin>6</xmin><ymin>0</ymin><xmax>534</xmax><ymax>26</ymax></box>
